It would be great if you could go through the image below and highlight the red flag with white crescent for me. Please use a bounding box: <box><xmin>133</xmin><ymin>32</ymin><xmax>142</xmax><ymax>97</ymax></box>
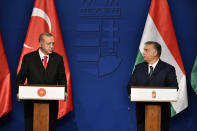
<box><xmin>0</xmin><ymin>32</ymin><xmax>12</xmax><ymax>117</ymax></box>
<box><xmin>17</xmin><ymin>0</ymin><xmax>73</xmax><ymax>118</ymax></box>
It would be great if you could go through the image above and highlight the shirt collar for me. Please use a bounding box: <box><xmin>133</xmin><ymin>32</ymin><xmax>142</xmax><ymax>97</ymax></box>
<box><xmin>148</xmin><ymin>59</ymin><xmax>159</xmax><ymax>70</ymax></box>
<box><xmin>39</xmin><ymin>49</ymin><xmax>49</xmax><ymax>60</ymax></box>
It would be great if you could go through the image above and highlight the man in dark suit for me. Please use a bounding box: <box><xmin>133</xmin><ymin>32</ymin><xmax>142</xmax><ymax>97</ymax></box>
<box><xmin>17</xmin><ymin>32</ymin><xmax>67</xmax><ymax>131</ymax></box>
<box><xmin>127</xmin><ymin>41</ymin><xmax>178</xmax><ymax>131</ymax></box>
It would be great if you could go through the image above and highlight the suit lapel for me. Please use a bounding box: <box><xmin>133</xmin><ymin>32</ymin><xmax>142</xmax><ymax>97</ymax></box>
<box><xmin>151</xmin><ymin>60</ymin><xmax>162</xmax><ymax>77</ymax></box>
<box><xmin>143</xmin><ymin>62</ymin><xmax>150</xmax><ymax>79</ymax></box>
<box><xmin>45</xmin><ymin>53</ymin><xmax>55</xmax><ymax>73</ymax></box>
<box><xmin>34</xmin><ymin>50</ymin><xmax>46</xmax><ymax>72</ymax></box>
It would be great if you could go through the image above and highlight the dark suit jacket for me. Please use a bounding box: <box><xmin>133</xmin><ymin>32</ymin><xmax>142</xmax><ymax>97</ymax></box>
<box><xmin>127</xmin><ymin>59</ymin><xmax>178</xmax><ymax>131</ymax></box>
<box><xmin>16</xmin><ymin>49</ymin><xmax>67</xmax><ymax>131</ymax></box>
<box><xmin>128</xmin><ymin>59</ymin><xmax>178</xmax><ymax>92</ymax></box>
<box><xmin>17</xmin><ymin>49</ymin><xmax>66</xmax><ymax>89</ymax></box>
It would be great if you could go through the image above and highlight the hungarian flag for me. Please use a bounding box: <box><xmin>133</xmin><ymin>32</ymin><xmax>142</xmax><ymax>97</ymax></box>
<box><xmin>17</xmin><ymin>0</ymin><xmax>73</xmax><ymax>118</ymax></box>
<box><xmin>134</xmin><ymin>0</ymin><xmax>188</xmax><ymax>116</ymax></box>
<box><xmin>0</xmin><ymin>32</ymin><xmax>12</xmax><ymax>117</ymax></box>
<box><xmin>191</xmin><ymin>56</ymin><xmax>197</xmax><ymax>94</ymax></box>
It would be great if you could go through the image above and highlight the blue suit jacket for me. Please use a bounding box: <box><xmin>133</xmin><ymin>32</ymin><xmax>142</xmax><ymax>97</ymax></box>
<box><xmin>127</xmin><ymin>59</ymin><xmax>178</xmax><ymax>131</ymax></box>
<box><xmin>128</xmin><ymin>59</ymin><xmax>178</xmax><ymax>93</ymax></box>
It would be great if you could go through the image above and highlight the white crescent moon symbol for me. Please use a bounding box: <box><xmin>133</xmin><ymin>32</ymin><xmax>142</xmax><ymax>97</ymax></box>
<box><xmin>23</xmin><ymin>8</ymin><xmax>52</xmax><ymax>49</ymax></box>
<box><xmin>31</xmin><ymin>8</ymin><xmax>52</xmax><ymax>32</ymax></box>
<box><xmin>24</xmin><ymin>43</ymin><xmax>33</xmax><ymax>49</ymax></box>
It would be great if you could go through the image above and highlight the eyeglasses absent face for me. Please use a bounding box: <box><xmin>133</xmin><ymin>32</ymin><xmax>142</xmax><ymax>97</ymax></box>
<box><xmin>39</xmin><ymin>35</ymin><xmax>55</xmax><ymax>55</ymax></box>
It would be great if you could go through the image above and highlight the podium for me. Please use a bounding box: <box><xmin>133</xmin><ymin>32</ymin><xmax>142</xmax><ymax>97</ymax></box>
<box><xmin>130</xmin><ymin>86</ymin><xmax>177</xmax><ymax>131</ymax></box>
<box><xmin>18</xmin><ymin>85</ymin><xmax>65</xmax><ymax>131</ymax></box>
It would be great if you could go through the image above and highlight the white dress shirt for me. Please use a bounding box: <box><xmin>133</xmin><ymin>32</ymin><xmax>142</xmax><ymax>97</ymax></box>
<box><xmin>38</xmin><ymin>49</ymin><xmax>49</xmax><ymax>64</ymax></box>
<box><xmin>148</xmin><ymin>59</ymin><xmax>159</xmax><ymax>73</ymax></box>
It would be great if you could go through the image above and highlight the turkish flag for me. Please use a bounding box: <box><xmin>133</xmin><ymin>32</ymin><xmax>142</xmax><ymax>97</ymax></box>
<box><xmin>0</xmin><ymin>32</ymin><xmax>12</xmax><ymax>117</ymax></box>
<box><xmin>17</xmin><ymin>0</ymin><xmax>73</xmax><ymax>118</ymax></box>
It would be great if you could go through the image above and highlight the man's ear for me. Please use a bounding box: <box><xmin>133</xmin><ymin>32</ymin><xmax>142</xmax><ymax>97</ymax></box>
<box><xmin>39</xmin><ymin>42</ymin><xmax>42</xmax><ymax>48</ymax></box>
<box><xmin>154</xmin><ymin>50</ymin><xmax>158</xmax><ymax>57</ymax></box>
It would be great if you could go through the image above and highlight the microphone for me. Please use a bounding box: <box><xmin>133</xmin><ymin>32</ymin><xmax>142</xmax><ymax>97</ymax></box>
<box><xmin>128</xmin><ymin>96</ymin><xmax>131</xmax><ymax>111</ymax></box>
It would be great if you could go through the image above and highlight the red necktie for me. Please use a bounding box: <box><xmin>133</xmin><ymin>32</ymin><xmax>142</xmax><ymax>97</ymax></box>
<box><xmin>43</xmin><ymin>56</ymin><xmax>48</xmax><ymax>69</ymax></box>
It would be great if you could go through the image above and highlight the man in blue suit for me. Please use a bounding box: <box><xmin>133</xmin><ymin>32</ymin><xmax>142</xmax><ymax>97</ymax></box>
<box><xmin>127</xmin><ymin>41</ymin><xmax>178</xmax><ymax>131</ymax></box>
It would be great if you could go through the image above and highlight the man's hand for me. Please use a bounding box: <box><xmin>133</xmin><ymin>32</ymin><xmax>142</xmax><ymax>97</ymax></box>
<box><xmin>64</xmin><ymin>92</ymin><xmax>68</xmax><ymax>101</ymax></box>
<box><xmin>17</xmin><ymin>93</ymin><xmax>21</xmax><ymax>102</ymax></box>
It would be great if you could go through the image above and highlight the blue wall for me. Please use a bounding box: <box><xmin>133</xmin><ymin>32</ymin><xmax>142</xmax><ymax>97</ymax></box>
<box><xmin>0</xmin><ymin>0</ymin><xmax>197</xmax><ymax>131</ymax></box>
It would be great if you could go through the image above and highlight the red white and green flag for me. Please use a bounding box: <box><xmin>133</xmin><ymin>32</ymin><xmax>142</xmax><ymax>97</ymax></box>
<box><xmin>134</xmin><ymin>0</ymin><xmax>188</xmax><ymax>116</ymax></box>
<box><xmin>17</xmin><ymin>0</ymin><xmax>73</xmax><ymax>118</ymax></box>
<box><xmin>191</xmin><ymin>56</ymin><xmax>197</xmax><ymax>94</ymax></box>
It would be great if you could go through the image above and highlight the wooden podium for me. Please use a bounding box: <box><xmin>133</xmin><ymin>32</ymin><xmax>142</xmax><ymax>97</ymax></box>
<box><xmin>130</xmin><ymin>86</ymin><xmax>177</xmax><ymax>131</ymax></box>
<box><xmin>18</xmin><ymin>85</ymin><xmax>65</xmax><ymax>131</ymax></box>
